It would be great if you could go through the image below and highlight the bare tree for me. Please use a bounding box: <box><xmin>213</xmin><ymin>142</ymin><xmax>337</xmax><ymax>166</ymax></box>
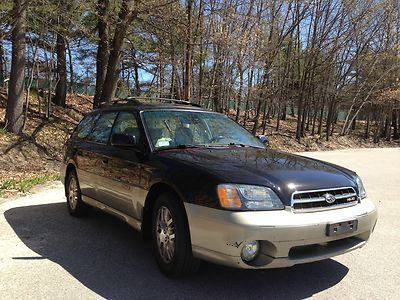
<box><xmin>183</xmin><ymin>0</ymin><xmax>193</xmax><ymax>101</ymax></box>
<box><xmin>5</xmin><ymin>0</ymin><xmax>26</xmax><ymax>134</ymax></box>
<box><xmin>99</xmin><ymin>0</ymin><xmax>137</xmax><ymax>104</ymax></box>
<box><xmin>93</xmin><ymin>0</ymin><xmax>110</xmax><ymax>107</ymax></box>
<box><xmin>54</xmin><ymin>29</ymin><xmax>67</xmax><ymax>107</ymax></box>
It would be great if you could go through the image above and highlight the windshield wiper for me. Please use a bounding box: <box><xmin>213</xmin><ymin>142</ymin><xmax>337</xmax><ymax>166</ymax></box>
<box><xmin>226</xmin><ymin>143</ymin><xmax>265</xmax><ymax>149</ymax></box>
<box><xmin>156</xmin><ymin>144</ymin><xmax>208</xmax><ymax>151</ymax></box>
<box><xmin>156</xmin><ymin>143</ymin><xmax>264</xmax><ymax>151</ymax></box>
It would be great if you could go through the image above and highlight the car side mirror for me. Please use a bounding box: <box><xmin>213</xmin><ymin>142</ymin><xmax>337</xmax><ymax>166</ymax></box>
<box><xmin>258</xmin><ymin>135</ymin><xmax>269</xmax><ymax>147</ymax></box>
<box><xmin>111</xmin><ymin>133</ymin><xmax>137</xmax><ymax>148</ymax></box>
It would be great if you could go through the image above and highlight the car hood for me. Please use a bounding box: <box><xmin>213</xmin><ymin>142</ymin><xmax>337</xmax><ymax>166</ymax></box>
<box><xmin>157</xmin><ymin>147</ymin><xmax>357</xmax><ymax>205</ymax></box>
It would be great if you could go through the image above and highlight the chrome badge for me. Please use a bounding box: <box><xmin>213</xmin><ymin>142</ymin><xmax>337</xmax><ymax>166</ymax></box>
<box><xmin>323</xmin><ymin>193</ymin><xmax>336</xmax><ymax>204</ymax></box>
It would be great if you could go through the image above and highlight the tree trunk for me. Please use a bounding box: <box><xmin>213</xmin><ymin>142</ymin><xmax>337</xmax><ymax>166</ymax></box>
<box><xmin>196</xmin><ymin>0</ymin><xmax>204</xmax><ymax>104</ymax></box>
<box><xmin>132</xmin><ymin>51</ymin><xmax>140</xmax><ymax>95</ymax></box>
<box><xmin>382</xmin><ymin>115</ymin><xmax>389</xmax><ymax>138</ymax></box>
<box><xmin>325</xmin><ymin>99</ymin><xmax>334</xmax><ymax>141</ymax></box>
<box><xmin>281</xmin><ymin>104</ymin><xmax>287</xmax><ymax>120</ymax></box>
<box><xmin>290</xmin><ymin>101</ymin><xmax>295</xmax><ymax>117</ymax></box>
<box><xmin>0</xmin><ymin>36</ymin><xmax>4</xmax><ymax>87</ymax></box>
<box><xmin>43</xmin><ymin>45</ymin><xmax>55</xmax><ymax>119</ymax></box>
<box><xmin>36</xmin><ymin>63</ymin><xmax>41</xmax><ymax>115</ymax></box>
<box><xmin>235</xmin><ymin>67</ymin><xmax>243</xmax><ymax>122</ymax></box>
<box><xmin>93</xmin><ymin>0</ymin><xmax>110</xmax><ymax>107</ymax></box>
<box><xmin>276</xmin><ymin>104</ymin><xmax>281</xmax><ymax>131</ymax></box>
<box><xmin>212</xmin><ymin>59</ymin><xmax>223</xmax><ymax>113</ymax></box>
<box><xmin>158</xmin><ymin>50</ymin><xmax>164</xmax><ymax>97</ymax></box>
<box><xmin>398</xmin><ymin>110</ymin><xmax>400</xmax><ymax>139</ymax></box>
<box><xmin>393</xmin><ymin>109</ymin><xmax>399</xmax><ymax>140</ymax></box>
<box><xmin>261</xmin><ymin>101</ymin><xmax>269</xmax><ymax>135</ymax></box>
<box><xmin>365</xmin><ymin>106</ymin><xmax>370</xmax><ymax>139</ymax></box>
<box><xmin>67</xmin><ymin>39</ymin><xmax>74</xmax><ymax>93</ymax></box>
<box><xmin>251</xmin><ymin>99</ymin><xmax>262</xmax><ymax>135</ymax></box>
<box><xmin>351</xmin><ymin>113</ymin><xmax>357</xmax><ymax>130</ymax></box>
<box><xmin>311</xmin><ymin>97</ymin><xmax>319</xmax><ymax>135</ymax></box>
<box><xmin>243</xmin><ymin>68</ymin><xmax>253</xmax><ymax>128</ymax></box>
<box><xmin>99</xmin><ymin>0</ymin><xmax>137</xmax><ymax>104</ymax></box>
<box><xmin>306</xmin><ymin>104</ymin><xmax>311</xmax><ymax>131</ymax></box>
<box><xmin>54</xmin><ymin>32</ymin><xmax>67</xmax><ymax>107</ymax></box>
<box><xmin>183</xmin><ymin>0</ymin><xmax>192</xmax><ymax>101</ymax></box>
<box><xmin>317</xmin><ymin>99</ymin><xmax>324</xmax><ymax>135</ymax></box>
<box><xmin>373</xmin><ymin>110</ymin><xmax>383</xmax><ymax>143</ymax></box>
<box><xmin>385</xmin><ymin>108</ymin><xmax>392</xmax><ymax>141</ymax></box>
<box><xmin>296</xmin><ymin>95</ymin><xmax>303</xmax><ymax>141</ymax></box>
<box><xmin>6</xmin><ymin>0</ymin><xmax>26</xmax><ymax>134</ymax></box>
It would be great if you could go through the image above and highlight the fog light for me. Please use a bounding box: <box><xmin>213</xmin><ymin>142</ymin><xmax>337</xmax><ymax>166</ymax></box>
<box><xmin>241</xmin><ymin>241</ymin><xmax>260</xmax><ymax>262</ymax></box>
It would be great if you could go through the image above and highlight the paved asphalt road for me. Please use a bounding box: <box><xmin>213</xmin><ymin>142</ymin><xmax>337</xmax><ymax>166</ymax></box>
<box><xmin>1</xmin><ymin>148</ymin><xmax>399</xmax><ymax>299</ymax></box>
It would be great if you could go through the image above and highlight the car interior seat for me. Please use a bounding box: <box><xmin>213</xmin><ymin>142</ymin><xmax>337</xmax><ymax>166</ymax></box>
<box><xmin>174</xmin><ymin>126</ymin><xmax>193</xmax><ymax>145</ymax></box>
<box><xmin>123</xmin><ymin>126</ymin><xmax>140</xmax><ymax>141</ymax></box>
<box><xmin>148</xmin><ymin>127</ymin><xmax>163</xmax><ymax>145</ymax></box>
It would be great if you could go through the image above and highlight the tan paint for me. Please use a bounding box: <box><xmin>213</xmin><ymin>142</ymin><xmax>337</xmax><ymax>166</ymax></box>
<box><xmin>185</xmin><ymin>199</ymin><xmax>377</xmax><ymax>269</ymax></box>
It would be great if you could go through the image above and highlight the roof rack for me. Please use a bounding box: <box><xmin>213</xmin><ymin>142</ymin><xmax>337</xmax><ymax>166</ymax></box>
<box><xmin>99</xmin><ymin>96</ymin><xmax>202</xmax><ymax>108</ymax></box>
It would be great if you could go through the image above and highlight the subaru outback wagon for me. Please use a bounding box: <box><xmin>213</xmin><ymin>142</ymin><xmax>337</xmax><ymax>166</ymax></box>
<box><xmin>61</xmin><ymin>97</ymin><xmax>377</xmax><ymax>277</ymax></box>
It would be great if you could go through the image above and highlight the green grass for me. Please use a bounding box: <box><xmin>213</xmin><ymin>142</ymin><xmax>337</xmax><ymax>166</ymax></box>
<box><xmin>0</xmin><ymin>127</ymin><xmax>8</xmax><ymax>135</ymax></box>
<box><xmin>0</xmin><ymin>174</ymin><xmax>60</xmax><ymax>197</ymax></box>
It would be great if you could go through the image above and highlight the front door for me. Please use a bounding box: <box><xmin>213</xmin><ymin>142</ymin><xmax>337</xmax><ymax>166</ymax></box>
<box><xmin>104</xmin><ymin>111</ymin><xmax>148</xmax><ymax>219</ymax></box>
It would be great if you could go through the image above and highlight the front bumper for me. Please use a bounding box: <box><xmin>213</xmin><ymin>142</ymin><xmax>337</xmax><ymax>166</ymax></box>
<box><xmin>185</xmin><ymin>198</ymin><xmax>377</xmax><ymax>268</ymax></box>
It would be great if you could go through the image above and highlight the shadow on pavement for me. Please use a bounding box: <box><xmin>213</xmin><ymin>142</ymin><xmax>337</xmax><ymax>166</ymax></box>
<box><xmin>5</xmin><ymin>202</ymin><xmax>349</xmax><ymax>299</ymax></box>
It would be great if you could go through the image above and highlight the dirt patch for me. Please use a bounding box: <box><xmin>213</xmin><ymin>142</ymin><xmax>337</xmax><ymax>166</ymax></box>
<box><xmin>0</xmin><ymin>89</ymin><xmax>93</xmax><ymax>197</ymax></box>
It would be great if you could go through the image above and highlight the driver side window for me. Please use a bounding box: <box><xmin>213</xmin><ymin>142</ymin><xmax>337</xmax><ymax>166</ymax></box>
<box><xmin>112</xmin><ymin>112</ymin><xmax>141</xmax><ymax>142</ymax></box>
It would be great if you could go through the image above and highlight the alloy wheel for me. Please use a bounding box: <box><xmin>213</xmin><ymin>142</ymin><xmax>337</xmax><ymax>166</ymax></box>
<box><xmin>68</xmin><ymin>176</ymin><xmax>78</xmax><ymax>210</ymax></box>
<box><xmin>155</xmin><ymin>206</ymin><xmax>176</xmax><ymax>263</ymax></box>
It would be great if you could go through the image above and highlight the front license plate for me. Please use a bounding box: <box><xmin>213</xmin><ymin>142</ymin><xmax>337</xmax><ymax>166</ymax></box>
<box><xmin>327</xmin><ymin>219</ymin><xmax>358</xmax><ymax>236</ymax></box>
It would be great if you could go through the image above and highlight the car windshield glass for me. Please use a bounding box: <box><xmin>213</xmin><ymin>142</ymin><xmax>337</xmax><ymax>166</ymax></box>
<box><xmin>142</xmin><ymin>110</ymin><xmax>265</xmax><ymax>150</ymax></box>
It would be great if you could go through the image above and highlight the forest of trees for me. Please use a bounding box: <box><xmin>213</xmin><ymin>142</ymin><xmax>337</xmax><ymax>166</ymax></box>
<box><xmin>1</xmin><ymin>0</ymin><xmax>400</xmax><ymax>143</ymax></box>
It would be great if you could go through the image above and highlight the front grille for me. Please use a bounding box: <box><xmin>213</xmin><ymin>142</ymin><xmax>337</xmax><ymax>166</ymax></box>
<box><xmin>289</xmin><ymin>236</ymin><xmax>365</xmax><ymax>260</ymax></box>
<box><xmin>292</xmin><ymin>187</ymin><xmax>358</xmax><ymax>211</ymax></box>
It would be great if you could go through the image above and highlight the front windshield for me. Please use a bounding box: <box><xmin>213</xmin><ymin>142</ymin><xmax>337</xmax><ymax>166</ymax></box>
<box><xmin>142</xmin><ymin>110</ymin><xmax>265</xmax><ymax>150</ymax></box>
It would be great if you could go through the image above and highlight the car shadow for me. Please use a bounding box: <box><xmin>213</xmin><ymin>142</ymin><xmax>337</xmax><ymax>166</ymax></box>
<box><xmin>5</xmin><ymin>202</ymin><xmax>349</xmax><ymax>299</ymax></box>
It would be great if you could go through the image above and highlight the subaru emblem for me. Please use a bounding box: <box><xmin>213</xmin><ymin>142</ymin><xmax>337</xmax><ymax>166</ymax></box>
<box><xmin>323</xmin><ymin>193</ymin><xmax>336</xmax><ymax>204</ymax></box>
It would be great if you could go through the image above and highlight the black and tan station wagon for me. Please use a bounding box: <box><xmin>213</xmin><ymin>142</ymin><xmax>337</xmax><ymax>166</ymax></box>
<box><xmin>61</xmin><ymin>97</ymin><xmax>377</xmax><ymax>277</ymax></box>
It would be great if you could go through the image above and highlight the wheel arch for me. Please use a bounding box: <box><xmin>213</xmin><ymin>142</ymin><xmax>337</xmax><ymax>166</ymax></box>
<box><xmin>64</xmin><ymin>163</ymin><xmax>80</xmax><ymax>198</ymax></box>
<box><xmin>142</xmin><ymin>182</ymin><xmax>191</xmax><ymax>242</ymax></box>
<box><xmin>65</xmin><ymin>163</ymin><xmax>77</xmax><ymax>185</ymax></box>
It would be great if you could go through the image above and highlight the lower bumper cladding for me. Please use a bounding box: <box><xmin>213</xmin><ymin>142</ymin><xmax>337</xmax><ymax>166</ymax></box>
<box><xmin>185</xmin><ymin>198</ymin><xmax>377</xmax><ymax>269</ymax></box>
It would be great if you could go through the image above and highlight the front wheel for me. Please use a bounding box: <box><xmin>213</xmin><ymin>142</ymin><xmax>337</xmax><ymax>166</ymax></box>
<box><xmin>152</xmin><ymin>193</ymin><xmax>200</xmax><ymax>277</ymax></box>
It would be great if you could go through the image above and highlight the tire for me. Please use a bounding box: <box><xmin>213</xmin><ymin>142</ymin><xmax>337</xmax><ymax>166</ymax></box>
<box><xmin>65</xmin><ymin>169</ymin><xmax>89</xmax><ymax>217</ymax></box>
<box><xmin>152</xmin><ymin>192</ymin><xmax>200</xmax><ymax>277</ymax></box>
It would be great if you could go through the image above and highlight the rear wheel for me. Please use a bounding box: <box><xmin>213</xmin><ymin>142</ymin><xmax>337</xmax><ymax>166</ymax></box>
<box><xmin>65</xmin><ymin>169</ymin><xmax>89</xmax><ymax>217</ymax></box>
<box><xmin>152</xmin><ymin>193</ymin><xmax>200</xmax><ymax>277</ymax></box>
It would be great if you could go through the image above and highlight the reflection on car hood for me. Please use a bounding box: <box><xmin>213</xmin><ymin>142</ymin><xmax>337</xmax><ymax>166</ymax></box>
<box><xmin>158</xmin><ymin>147</ymin><xmax>357</xmax><ymax>205</ymax></box>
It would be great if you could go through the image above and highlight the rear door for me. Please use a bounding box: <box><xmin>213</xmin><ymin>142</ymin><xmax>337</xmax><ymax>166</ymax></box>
<box><xmin>72</xmin><ymin>112</ymin><xmax>100</xmax><ymax>199</ymax></box>
<box><xmin>83</xmin><ymin>111</ymin><xmax>118</xmax><ymax>206</ymax></box>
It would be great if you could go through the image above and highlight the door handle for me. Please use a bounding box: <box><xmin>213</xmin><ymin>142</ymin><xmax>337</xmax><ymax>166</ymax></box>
<box><xmin>101</xmin><ymin>158</ymin><xmax>108</xmax><ymax>164</ymax></box>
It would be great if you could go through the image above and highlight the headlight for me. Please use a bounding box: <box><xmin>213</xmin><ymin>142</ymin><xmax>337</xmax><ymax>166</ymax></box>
<box><xmin>217</xmin><ymin>184</ymin><xmax>284</xmax><ymax>210</ymax></box>
<box><xmin>355</xmin><ymin>175</ymin><xmax>367</xmax><ymax>199</ymax></box>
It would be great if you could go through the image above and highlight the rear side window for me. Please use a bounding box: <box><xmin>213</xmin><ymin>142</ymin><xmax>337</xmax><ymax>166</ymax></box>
<box><xmin>72</xmin><ymin>113</ymin><xmax>100</xmax><ymax>140</ymax></box>
<box><xmin>86</xmin><ymin>112</ymin><xmax>118</xmax><ymax>144</ymax></box>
